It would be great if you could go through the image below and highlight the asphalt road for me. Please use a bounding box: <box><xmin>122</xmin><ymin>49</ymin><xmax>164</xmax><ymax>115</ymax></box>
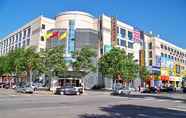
<box><xmin>0</xmin><ymin>89</ymin><xmax>186</xmax><ymax>118</ymax></box>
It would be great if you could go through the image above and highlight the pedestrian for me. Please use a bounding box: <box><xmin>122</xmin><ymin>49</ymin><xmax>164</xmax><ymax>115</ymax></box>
<box><xmin>138</xmin><ymin>85</ymin><xmax>141</xmax><ymax>92</ymax></box>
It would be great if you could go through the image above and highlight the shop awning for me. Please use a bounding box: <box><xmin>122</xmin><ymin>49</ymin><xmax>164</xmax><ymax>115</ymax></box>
<box><xmin>161</xmin><ymin>75</ymin><xmax>169</xmax><ymax>81</ymax></box>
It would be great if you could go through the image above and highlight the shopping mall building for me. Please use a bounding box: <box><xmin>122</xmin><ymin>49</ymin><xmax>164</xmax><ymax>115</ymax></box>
<box><xmin>0</xmin><ymin>11</ymin><xmax>186</xmax><ymax>89</ymax></box>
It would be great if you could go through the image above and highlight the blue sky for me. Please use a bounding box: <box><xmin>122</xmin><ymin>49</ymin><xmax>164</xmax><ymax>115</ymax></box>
<box><xmin>0</xmin><ymin>0</ymin><xmax>186</xmax><ymax>48</ymax></box>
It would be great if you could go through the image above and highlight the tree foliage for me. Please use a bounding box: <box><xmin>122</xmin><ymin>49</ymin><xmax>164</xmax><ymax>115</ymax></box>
<box><xmin>139</xmin><ymin>66</ymin><xmax>150</xmax><ymax>81</ymax></box>
<box><xmin>45</xmin><ymin>46</ymin><xmax>66</xmax><ymax>74</ymax></box>
<box><xmin>72</xmin><ymin>47</ymin><xmax>97</xmax><ymax>75</ymax></box>
<box><xmin>98</xmin><ymin>48</ymin><xmax>139</xmax><ymax>81</ymax></box>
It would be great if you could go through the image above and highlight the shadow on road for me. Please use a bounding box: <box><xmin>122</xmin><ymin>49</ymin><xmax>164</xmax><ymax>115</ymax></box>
<box><xmin>79</xmin><ymin>104</ymin><xmax>186</xmax><ymax>118</ymax></box>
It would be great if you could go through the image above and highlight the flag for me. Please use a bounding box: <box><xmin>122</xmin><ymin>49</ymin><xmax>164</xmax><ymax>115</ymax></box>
<box><xmin>50</xmin><ymin>32</ymin><xmax>60</xmax><ymax>38</ymax></box>
<box><xmin>44</xmin><ymin>32</ymin><xmax>53</xmax><ymax>40</ymax></box>
<box><xmin>59</xmin><ymin>32</ymin><xmax>67</xmax><ymax>40</ymax></box>
<box><xmin>133</xmin><ymin>30</ymin><xmax>141</xmax><ymax>43</ymax></box>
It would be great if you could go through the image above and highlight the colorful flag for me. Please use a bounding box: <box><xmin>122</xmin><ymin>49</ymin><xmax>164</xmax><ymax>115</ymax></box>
<box><xmin>50</xmin><ymin>32</ymin><xmax>60</xmax><ymax>38</ymax></box>
<box><xmin>133</xmin><ymin>30</ymin><xmax>141</xmax><ymax>42</ymax></box>
<box><xmin>44</xmin><ymin>32</ymin><xmax>53</xmax><ymax>40</ymax></box>
<box><xmin>59</xmin><ymin>32</ymin><xmax>67</xmax><ymax>40</ymax></box>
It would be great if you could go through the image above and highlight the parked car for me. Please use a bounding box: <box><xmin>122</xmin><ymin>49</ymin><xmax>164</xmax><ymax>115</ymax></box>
<box><xmin>16</xmin><ymin>85</ymin><xmax>34</xmax><ymax>94</ymax></box>
<box><xmin>112</xmin><ymin>87</ymin><xmax>132</xmax><ymax>95</ymax></box>
<box><xmin>55</xmin><ymin>85</ymin><xmax>82</xmax><ymax>95</ymax></box>
<box><xmin>160</xmin><ymin>86</ymin><xmax>175</xmax><ymax>92</ymax></box>
<box><xmin>142</xmin><ymin>87</ymin><xmax>157</xmax><ymax>93</ymax></box>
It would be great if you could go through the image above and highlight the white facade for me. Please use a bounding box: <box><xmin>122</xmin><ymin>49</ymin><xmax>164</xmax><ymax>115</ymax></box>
<box><xmin>0</xmin><ymin>16</ymin><xmax>55</xmax><ymax>56</ymax></box>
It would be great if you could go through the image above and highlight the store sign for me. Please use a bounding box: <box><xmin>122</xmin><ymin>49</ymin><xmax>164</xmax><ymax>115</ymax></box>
<box><xmin>111</xmin><ymin>17</ymin><xmax>117</xmax><ymax>46</ymax></box>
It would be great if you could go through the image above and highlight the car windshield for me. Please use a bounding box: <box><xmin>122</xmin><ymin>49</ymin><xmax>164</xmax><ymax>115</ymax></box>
<box><xmin>64</xmin><ymin>86</ymin><xmax>73</xmax><ymax>88</ymax></box>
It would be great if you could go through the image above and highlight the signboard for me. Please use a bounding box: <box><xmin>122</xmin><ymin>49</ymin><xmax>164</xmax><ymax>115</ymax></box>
<box><xmin>111</xmin><ymin>17</ymin><xmax>117</xmax><ymax>46</ymax></box>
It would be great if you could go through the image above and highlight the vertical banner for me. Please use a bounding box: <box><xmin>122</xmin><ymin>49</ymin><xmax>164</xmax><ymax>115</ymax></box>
<box><xmin>139</xmin><ymin>49</ymin><xmax>145</xmax><ymax>66</ymax></box>
<box><xmin>111</xmin><ymin>16</ymin><xmax>117</xmax><ymax>47</ymax></box>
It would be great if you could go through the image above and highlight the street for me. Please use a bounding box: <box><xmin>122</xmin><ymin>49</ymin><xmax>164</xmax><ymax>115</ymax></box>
<box><xmin>0</xmin><ymin>89</ymin><xmax>186</xmax><ymax>118</ymax></box>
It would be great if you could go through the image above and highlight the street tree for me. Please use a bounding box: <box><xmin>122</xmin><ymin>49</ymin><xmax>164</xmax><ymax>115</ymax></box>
<box><xmin>72</xmin><ymin>47</ymin><xmax>96</xmax><ymax>74</ymax></box>
<box><xmin>98</xmin><ymin>48</ymin><xmax>139</xmax><ymax>86</ymax></box>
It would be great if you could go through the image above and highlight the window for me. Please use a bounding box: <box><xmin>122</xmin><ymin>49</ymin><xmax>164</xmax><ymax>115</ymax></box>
<box><xmin>41</xmin><ymin>36</ymin><xmax>45</xmax><ymax>41</ymax></box>
<box><xmin>27</xmin><ymin>39</ymin><xmax>30</xmax><ymax>45</ymax></box>
<box><xmin>161</xmin><ymin>44</ymin><xmax>163</xmax><ymax>49</ymax></box>
<box><xmin>120</xmin><ymin>28</ymin><xmax>126</xmax><ymax>38</ymax></box>
<box><xmin>128</xmin><ymin>42</ymin><xmax>133</xmax><ymax>49</ymax></box>
<box><xmin>149</xmin><ymin>51</ymin><xmax>152</xmax><ymax>58</ymax></box>
<box><xmin>18</xmin><ymin>43</ymin><xmax>21</xmax><ymax>48</ymax></box>
<box><xmin>148</xmin><ymin>42</ymin><xmax>152</xmax><ymax>49</ymax></box>
<box><xmin>117</xmin><ymin>27</ymin><xmax>119</xmax><ymax>33</ymax></box>
<box><xmin>161</xmin><ymin>53</ymin><xmax>164</xmax><ymax>57</ymax></box>
<box><xmin>42</xmin><ymin>24</ymin><xmax>45</xmax><ymax>29</ymax></box>
<box><xmin>19</xmin><ymin>32</ymin><xmax>22</xmax><ymax>41</ymax></box>
<box><xmin>23</xmin><ymin>41</ymin><xmax>26</xmax><ymax>47</ymax></box>
<box><xmin>120</xmin><ymin>40</ymin><xmax>126</xmax><ymax>47</ymax></box>
<box><xmin>168</xmin><ymin>55</ymin><xmax>170</xmax><ymax>59</ymax></box>
<box><xmin>16</xmin><ymin>33</ymin><xmax>18</xmax><ymax>42</ymax></box>
<box><xmin>164</xmin><ymin>46</ymin><xmax>167</xmax><ymax>50</ymax></box>
<box><xmin>27</xmin><ymin>27</ymin><xmax>31</xmax><ymax>37</ymax></box>
<box><xmin>168</xmin><ymin>47</ymin><xmax>170</xmax><ymax>51</ymax></box>
<box><xmin>23</xmin><ymin>30</ymin><xmax>26</xmax><ymax>39</ymax></box>
<box><xmin>128</xmin><ymin>31</ymin><xmax>133</xmax><ymax>40</ymax></box>
<box><xmin>15</xmin><ymin>44</ymin><xmax>17</xmax><ymax>49</ymax></box>
<box><xmin>149</xmin><ymin>60</ymin><xmax>152</xmax><ymax>66</ymax></box>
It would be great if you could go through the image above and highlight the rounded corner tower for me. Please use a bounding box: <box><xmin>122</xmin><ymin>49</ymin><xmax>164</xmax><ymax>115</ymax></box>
<box><xmin>55</xmin><ymin>11</ymin><xmax>97</xmax><ymax>30</ymax></box>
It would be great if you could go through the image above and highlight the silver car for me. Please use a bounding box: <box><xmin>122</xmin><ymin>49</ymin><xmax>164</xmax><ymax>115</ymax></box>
<box><xmin>16</xmin><ymin>85</ymin><xmax>34</xmax><ymax>94</ymax></box>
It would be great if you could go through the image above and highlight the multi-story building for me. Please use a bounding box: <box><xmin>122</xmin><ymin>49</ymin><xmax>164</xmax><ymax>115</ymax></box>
<box><xmin>0</xmin><ymin>16</ymin><xmax>55</xmax><ymax>56</ymax></box>
<box><xmin>144</xmin><ymin>32</ymin><xmax>186</xmax><ymax>88</ymax></box>
<box><xmin>0</xmin><ymin>11</ymin><xmax>185</xmax><ymax>89</ymax></box>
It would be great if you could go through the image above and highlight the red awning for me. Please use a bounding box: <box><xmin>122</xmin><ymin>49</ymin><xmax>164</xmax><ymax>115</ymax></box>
<box><xmin>161</xmin><ymin>76</ymin><xmax>169</xmax><ymax>81</ymax></box>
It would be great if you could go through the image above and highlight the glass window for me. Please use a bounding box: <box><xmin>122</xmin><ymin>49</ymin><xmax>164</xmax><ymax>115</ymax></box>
<box><xmin>149</xmin><ymin>42</ymin><xmax>152</xmax><ymax>49</ymax></box>
<box><xmin>18</xmin><ymin>43</ymin><xmax>21</xmax><ymax>48</ymax></box>
<box><xmin>120</xmin><ymin>40</ymin><xmax>126</xmax><ymax>47</ymax></box>
<box><xmin>42</xmin><ymin>24</ymin><xmax>45</xmax><ymax>29</ymax></box>
<box><xmin>23</xmin><ymin>41</ymin><xmax>26</xmax><ymax>47</ymax></box>
<box><xmin>16</xmin><ymin>33</ymin><xmax>18</xmax><ymax>42</ymax></box>
<box><xmin>23</xmin><ymin>30</ymin><xmax>26</xmax><ymax>39</ymax></box>
<box><xmin>128</xmin><ymin>31</ymin><xmax>133</xmax><ymax>40</ymax></box>
<box><xmin>120</xmin><ymin>28</ymin><xmax>126</xmax><ymax>38</ymax></box>
<box><xmin>128</xmin><ymin>42</ymin><xmax>133</xmax><ymax>49</ymax></box>
<box><xmin>117</xmin><ymin>27</ymin><xmax>119</xmax><ymax>33</ymax></box>
<box><xmin>164</xmin><ymin>46</ymin><xmax>167</xmax><ymax>50</ymax></box>
<box><xmin>117</xmin><ymin>38</ymin><xmax>120</xmax><ymax>45</ymax></box>
<box><xmin>149</xmin><ymin>51</ymin><xmax>152</xmax><ymax>58</ymax></box>
<box><xmin>41</xmin><ymin>36</ymin><xmax>44</xmax><ymax>41</ymax></box>
<box><xmin>19</xmin><ymin>32</ymin><xmax>22</xmax><ymax>41</ymax></box>
<box><xmin>165</xmin><ymin>54</ymin><xmax>167</xmax><ymax>58</ymax></box>
<box><xmin>27</xmin><ymin>27</ymin><xmax>31</xmax><ymax>37</ymax></box>
<box><xmin>161</xmin><ymin>44</ymin><xmax>163</xmax><ymax>49</ymax></box>
<box><xmin>27</xmin><ymin>39</ymin><xmax>30</xmax><ymax>45</ymax></box>
<box><xmin>149</xmin><ymin>60</ymin><xmax>152</xmax><ymax>66</ymax></box>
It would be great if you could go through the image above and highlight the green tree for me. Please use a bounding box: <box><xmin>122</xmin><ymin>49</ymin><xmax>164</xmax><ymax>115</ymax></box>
<box><xmin>139</xmin><ymin>66</ymin><xmax>150</xmax><ymax>81</ymax></box>
<box><xmin>45</xmin><ymin>46</ymin><xmax>66</xmax><ymax>74</ymax></box>
<box><xmin>42</xmin><ymin>46</ymin><xmax>66</xmax><ymax>88</ymax></box>
<box><xmin>72</xmin><ymin>47</ymin><xmax>96</xmax><ymax>74</ymax></box>
<box><xmin>98</xmin><ymin>48</ymin><xmax>139</xmax><ymax>85</ymax></box>
<box><xmin>22</xmin><ymin>47</ymin><xmax>41</xmax><ymax>85</ymax></box>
